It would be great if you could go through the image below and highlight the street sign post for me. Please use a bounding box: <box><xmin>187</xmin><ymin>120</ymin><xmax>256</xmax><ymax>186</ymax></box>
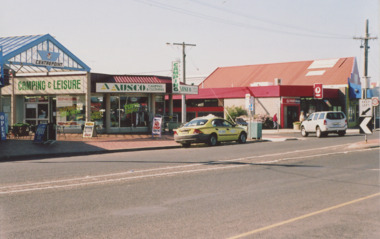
<box><xmin>359</xmin><ymin>99</ymin><xmax>372</xmax><ymax>117</ymax></box>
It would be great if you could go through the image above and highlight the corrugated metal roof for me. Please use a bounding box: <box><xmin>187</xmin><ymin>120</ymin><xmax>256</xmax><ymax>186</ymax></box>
<box><xmin>0</xmin><ymin>35</ymin><xmax>44</xmax><ymax>56</ymax></box>
<box><xmin>0</xmin><ymin>34</ymin><xmax>90</xmax><ymax>73</ymax></box>
<box><xmin>112</xmin><ymin>75</ymin><xmax>172</xmax><ymax>84</ymax></box>
<box><xmin>202</xmin><ymin>57</ymin><xmax>357</xmax><ymax>88</ymax></box>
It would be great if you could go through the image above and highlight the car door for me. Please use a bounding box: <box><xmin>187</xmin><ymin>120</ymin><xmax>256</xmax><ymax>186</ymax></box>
<box><xmin>303</xmin><ymin>113</ymin><xmax>315</xmax><ymax>132</ymax></box>
<box><xmin>211</xmin><ymin>119</ymin><xmax>229</xmax><ymax>141</ymax></box>
<box><xmin>221</xmin><ymin>119</ymin><xmax>239</xmax><ymax>141</ymax></box>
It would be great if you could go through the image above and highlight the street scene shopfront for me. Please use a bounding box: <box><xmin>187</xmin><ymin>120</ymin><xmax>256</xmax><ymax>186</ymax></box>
<box><xmin>94</xmin><ymin>80</ymin><xmax>169</xmax><ymax>133</ymax></box>
<box><xmin>1</xmin><ymin>34</ymin><xmax>197</xmax><ymax>136</ymax></box>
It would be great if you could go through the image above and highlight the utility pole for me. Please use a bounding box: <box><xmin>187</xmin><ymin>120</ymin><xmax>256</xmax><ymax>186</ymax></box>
<box><xmin>171</xmin><ymin>42</ymin><xmax>196</xmax><ymax>123</ymax></box>
<box><xmin>354</xmin><ymin>19</ymin><xmax>377</xmax><ymax>99</ymax></box>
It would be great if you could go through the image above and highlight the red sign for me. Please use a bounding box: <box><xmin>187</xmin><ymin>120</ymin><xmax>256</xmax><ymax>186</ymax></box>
<box><xmin>372</xmin><ymin>97</ymin><xmax>379</xmax><ymax>107</ymax></box>
<box><xmin>314</xmin><ymin>83</ymin><xmax>323</xmax><ymax>99</ymax></box>
<box><xmin>282</xmin><ymin>98</ymin><xmax>300</xmax><ymax>104</ymax></box>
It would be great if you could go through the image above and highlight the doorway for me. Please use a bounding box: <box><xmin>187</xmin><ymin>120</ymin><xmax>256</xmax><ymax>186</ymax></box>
<box><xmin>284</xmin><ymin>106</ymin><xmax>299</xmax><ymax>128</ymax></box>
<box><xmin>25</xmin><ymin>102</ymin><xmax>49</xmax><ymax>126</ymax></box>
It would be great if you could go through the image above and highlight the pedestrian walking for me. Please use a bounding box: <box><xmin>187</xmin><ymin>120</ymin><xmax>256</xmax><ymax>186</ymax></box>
<box><xmin>273</xmin><ymin>113</ymin><xmax>278</xmax><ymax>129</ymax></box>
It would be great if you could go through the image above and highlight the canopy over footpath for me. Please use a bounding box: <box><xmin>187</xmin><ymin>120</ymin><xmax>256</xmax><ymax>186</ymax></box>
<box><xmin>0</xmin><ymin>34</ymin><xmax>90</xmax><ymax>86</ymax></box>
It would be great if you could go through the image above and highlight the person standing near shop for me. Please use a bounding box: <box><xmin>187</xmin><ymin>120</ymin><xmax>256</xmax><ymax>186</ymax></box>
<box><xmin>273</xmin><ymin>113</ymin><xmax>278</xmax><ymax>129</ymax></box>
<box><xmin>299</xmin><ymin>111</ymin><xmax>305</xmax><ymax>122</ymax></box>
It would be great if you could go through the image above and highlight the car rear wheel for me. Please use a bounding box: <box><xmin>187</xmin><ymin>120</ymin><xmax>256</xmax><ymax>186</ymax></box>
<box><xmin>301</xmin><ymin>126</ymin><xmax>308</xmax><ymax>137</ymax></box>
<box><xmin>238</xmin><ymin>132</ymin><xmax>247</xmax><ymax>143</ymax></box>
<box><xmin>208</xmin><ymin>134</ymin><xmax>218</xmax><ymax>146</ymax></box>
<box><xmin>338</xmin><ymin>131</ymin><xmax>346</xmax><ymax>136</ymax></box>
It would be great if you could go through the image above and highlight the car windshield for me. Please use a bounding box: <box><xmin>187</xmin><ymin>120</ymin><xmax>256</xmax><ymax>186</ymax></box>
<box><xmin>184</xmin><ymin>119</ymin><xmax>208</xmax><ymax>127</ymax></box>
<box><xmin>327</xmin><ymin>112</ymin><xmax>344</xmax><ymax>120</ymax></box>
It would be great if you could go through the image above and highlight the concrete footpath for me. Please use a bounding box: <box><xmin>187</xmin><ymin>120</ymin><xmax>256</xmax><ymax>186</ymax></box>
<box><xmin>0</xmin><ymin>129</ymin><xmax>378</xmax><ymax>161</ymax></box>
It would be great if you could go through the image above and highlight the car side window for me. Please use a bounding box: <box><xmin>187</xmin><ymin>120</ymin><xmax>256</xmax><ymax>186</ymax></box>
<box><xmin>318</xmin><ymin>113</ymin><xmax>325</xmax><ymax>119</ymax></box>
<box><xmin>212</xmin><ymin>119</ymin><xmax>223</xmax><ymax>127</ymax></box>
<box><xmin>222</xmin><ymin>120</ymin><xmax>232</xmax><ymax>127</ymax></box>
<box><xmin>313</xmin><ymin>113</ymin><xmax>319</xmax><ymax>120</ymax></box>
<box><xmin>307</xmin><ymin>114</ymin><xmax>314</xmax><ymax>120</ymax></box>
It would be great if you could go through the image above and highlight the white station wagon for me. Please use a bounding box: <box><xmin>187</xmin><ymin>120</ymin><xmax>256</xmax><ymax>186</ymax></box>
<box><xmin>301</xmin><ymin>111</ymin><xmax>347</xmax><ymax>138</ymax></box>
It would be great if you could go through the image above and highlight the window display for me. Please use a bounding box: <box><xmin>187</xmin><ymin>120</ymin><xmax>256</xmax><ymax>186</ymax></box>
<box><xmin>110</xmin><ymin>95</ymin><xmax>149</xmax><ymax>128</ymax></box>
<box><xmin>56</xmin><ymin>95</ymin><xmax>86</xmax><ymax>130</ymax></box>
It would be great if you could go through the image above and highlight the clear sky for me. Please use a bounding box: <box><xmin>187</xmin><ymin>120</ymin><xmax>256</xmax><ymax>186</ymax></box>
<box><xmin>1</xmin><ymin>0</ymin><xmax>379</xmax><ymax>84</ymax></box>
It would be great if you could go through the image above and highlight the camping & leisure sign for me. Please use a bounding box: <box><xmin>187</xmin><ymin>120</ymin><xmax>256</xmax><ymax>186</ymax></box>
<box><xmin>15</xmin><ymin>75</ymin><xmax>86</xmax><ymax>94</ymax></box>
<box><xmin>96</xmin><ymin>83</ymin><xmax>166</xmax><ymax>93</ymax></box>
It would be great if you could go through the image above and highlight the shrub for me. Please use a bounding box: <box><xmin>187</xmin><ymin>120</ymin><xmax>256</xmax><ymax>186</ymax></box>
<box><xmin>253</xmin><ymin>114</ymin><xmax>274</xmax><ymax>129</ymax></box>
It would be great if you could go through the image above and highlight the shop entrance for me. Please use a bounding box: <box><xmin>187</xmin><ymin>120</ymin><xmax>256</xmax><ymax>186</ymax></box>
<box><xmin>25</xmin><ymin>102</ymin><xmax>49</xmax><ymax>126</ymax></box>
<box><xmin>284</xmin><ymin>106</ymin><xmax>299</xmax><ymax>128</ymax></box>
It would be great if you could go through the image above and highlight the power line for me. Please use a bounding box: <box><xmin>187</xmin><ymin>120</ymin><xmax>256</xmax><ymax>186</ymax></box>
<box><xmin>134</xmin><ymin>0</ymin><xmax>352</xmax><ymax>39</ymax></box>
<box><xmin>189</xmin><ymin>0</ymin><xmax>351</xmax><ymax>39</ymax></box>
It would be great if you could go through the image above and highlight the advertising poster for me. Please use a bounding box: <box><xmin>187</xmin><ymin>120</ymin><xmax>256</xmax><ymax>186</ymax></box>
<box><xmin>83</xmin><ymin>122</ymin><xmax>95</xmax><ymax>138</ymax></box>
<box><xmin>152</xmin><ymin>117</ymin><xmax>162</xmax><ymax>137</ymax></box>
<box><xmin>0</xmin><ymin>112</ymin><xmax>7</xmax><ymax>141</ymax></box>
<box><xmin>33</xmin><ymin>124</ymin><xmax>47</xmax><ymax>143</ymax></box>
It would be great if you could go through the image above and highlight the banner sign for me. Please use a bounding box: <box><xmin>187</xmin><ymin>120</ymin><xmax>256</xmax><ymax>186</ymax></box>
<box><xmin>314</xmin><ymin>83</ymin><xmax>323</xmax><ymax>99</ymax></box>
<box><xmin>96</xmin><ymin>83</ymin><xmax>165</xmax><ymax>93</ymax></box>
<box><xmin>33</xmin><ymin>124</ymin><xmax>47</xmax><ymax>143</ymax></box>
<box><xmin>0</xmin><ymin>112</ymin><xmax>7</xmax><ymax>141</ymax></box>
<box><xmin>172</xmin><ymin>61</ymin><xmax>181</xmax><ymax>93</ymax></box>
<box><xmin>15</xmin><ymin>76</ymin><xmax>86</xmax><ymax>94</ymax></box>
<box><xmin>152</xmin><ymin>116</ymin><xmax>162</xmax><ymax>137</ymax></box>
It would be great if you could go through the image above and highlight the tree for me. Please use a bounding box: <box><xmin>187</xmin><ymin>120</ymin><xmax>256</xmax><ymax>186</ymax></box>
<box><xmin>225</xmin><ymin>106</ymin><xmax>247</xmax><ymax>122</ymax></box>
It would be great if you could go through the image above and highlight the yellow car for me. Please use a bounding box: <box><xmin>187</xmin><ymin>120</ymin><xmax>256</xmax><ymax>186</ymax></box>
<box><xmin>174</xmin><ymin>115</ymin><xmax>248</xmax><ymax>147</ymax></box>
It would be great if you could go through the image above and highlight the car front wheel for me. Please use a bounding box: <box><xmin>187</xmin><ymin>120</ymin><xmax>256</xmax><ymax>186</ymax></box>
<box><xmin>301</xmin><ymin>126</ymin><xmax>308</xmax><ymax>137</ymax></box>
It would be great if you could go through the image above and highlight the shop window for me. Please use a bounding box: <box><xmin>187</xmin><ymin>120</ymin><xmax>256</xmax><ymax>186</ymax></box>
<box><xmin>91</xmin><ymin>96</ymin><xmax>105</xmax><ymax>129</ymax></box>
<box><xmin>155</xmin><ymin>95</ymin><xmax>165</xmax><ymax>116</ymax></box>
<box><xmin>111</xmin><ymin>96</ymin><xmax>149</xmax><ymax>128</ymax></box>
<box><xmin>56</xmin><ymin>95</ymin><xmax>86</xmax><ymax>130</ymax></box>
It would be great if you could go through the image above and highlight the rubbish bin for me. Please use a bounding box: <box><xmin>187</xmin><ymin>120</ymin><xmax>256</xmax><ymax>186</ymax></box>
<box><xmin>249</xmin><ymin>121</ymin><xmax>262</xmax><ymax>139</ymax></box>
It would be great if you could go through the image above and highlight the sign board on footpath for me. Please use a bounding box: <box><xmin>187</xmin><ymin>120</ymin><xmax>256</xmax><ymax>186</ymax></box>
<box><xmin>33</xmin><ymin>124</ymin><xmax>48</xmax><ymax>143</ymax></box>
<box><xmin>152</xmin><ymin>116</ymin><xmax>162</xmax><ymax>137</ymax></box>
<box><xmin>0</xmin><ymin>112</ymin><xmax>7</xmax><ymax>141</ymax></box>
<box><xmin>83</xmin><ymin>122</ymin><xmax>96</xmax><ymax>138</ymax></box>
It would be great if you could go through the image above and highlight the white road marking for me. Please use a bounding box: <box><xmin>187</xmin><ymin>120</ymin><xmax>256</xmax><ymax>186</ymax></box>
<box><xmin>0</xmin><ymin>145</ymin><xmax>377</xmax><ymax>195</ymax></box>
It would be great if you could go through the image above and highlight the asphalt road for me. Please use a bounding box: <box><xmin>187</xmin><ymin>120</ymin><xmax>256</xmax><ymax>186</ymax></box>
<box><xmin>0</xmin><ymin>132</ymin><xmax>379</xmax><ymax>238</ymax></box>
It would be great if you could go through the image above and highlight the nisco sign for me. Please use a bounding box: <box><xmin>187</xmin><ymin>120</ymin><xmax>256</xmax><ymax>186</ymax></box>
<box><xmin>96</xmin><ymin>83</ymin><xmax>166</xmax><ymax>93</ymax></box>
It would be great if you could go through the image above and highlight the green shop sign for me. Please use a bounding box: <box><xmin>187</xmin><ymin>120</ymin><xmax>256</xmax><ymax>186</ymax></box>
<box><xmin>18</xmin><ymin>79</ymin><xmax>81</xmax><ymax>91</ymax></box>
<box><xmin>15</xmin><ymin>77</ymin><xmax>86</xmax><ymax>94</ymax></box>
<box><xmin>96</xmin><ymin>83</ymin><xmax>166</xmax><ymax>93</ymax></box>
